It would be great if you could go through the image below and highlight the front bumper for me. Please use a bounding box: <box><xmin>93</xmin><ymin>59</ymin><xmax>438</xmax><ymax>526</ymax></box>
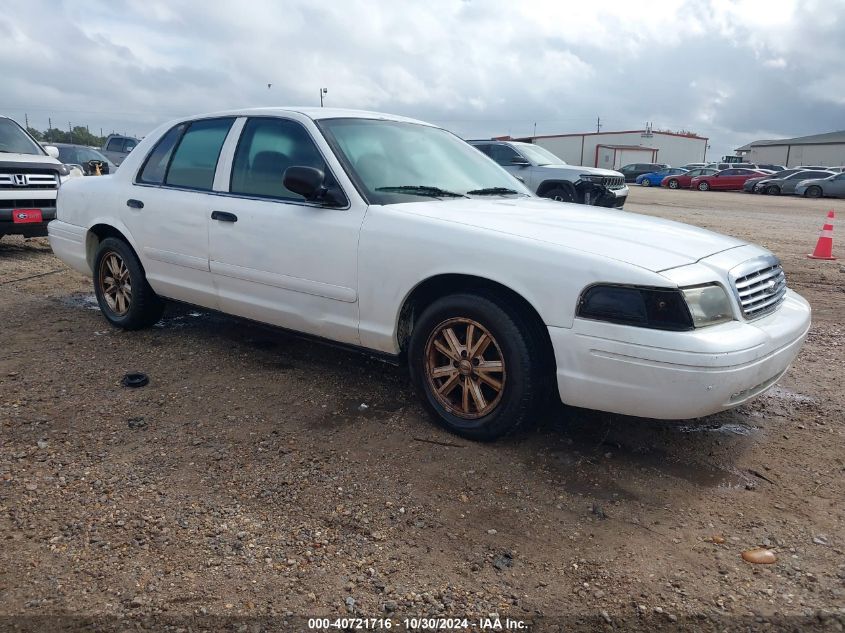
<box><xmin>0</xmin><ymin>206</ymin><xmax>56</xmax><ymax>237</ymax></box>
<box><xmin>549</xmin><ymin>289</ymin><xmax>811</xmax><ymax>419</ymax></box>
<box><xmin>592</xmin><ymin>185</ymin><xmax>628</xmax><ymax>209</ymax></box>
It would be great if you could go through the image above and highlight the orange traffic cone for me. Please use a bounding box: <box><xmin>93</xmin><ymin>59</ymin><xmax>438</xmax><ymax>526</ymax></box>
<box><xmin>808</xmin><ymin>211</ymin><xmax>836</xmax><ymax>260</ymax></box>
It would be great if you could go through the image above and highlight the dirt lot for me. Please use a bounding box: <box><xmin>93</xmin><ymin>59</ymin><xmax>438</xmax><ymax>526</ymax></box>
<box><xmin>1</xmin><ymin>187</ymin><xmax>843</xmax><ymax>631</ymax></box>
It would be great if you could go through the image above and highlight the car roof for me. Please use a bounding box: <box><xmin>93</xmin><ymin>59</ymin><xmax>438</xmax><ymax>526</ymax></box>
<box><xmin>179</xmin><ymin>107</ymin><xmax>434</xmax><ymax>127</ymax></box>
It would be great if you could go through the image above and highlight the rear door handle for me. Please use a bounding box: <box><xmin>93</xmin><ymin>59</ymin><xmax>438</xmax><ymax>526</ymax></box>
<box><xmin>211</xmin><ymin>211</ymin><xmax>238</xmax><ymax>223</ymax></box>
<box><xmin>126</xmin><ymin>199</ymin><xmax>144</xmax><ymax>209</ymax></box>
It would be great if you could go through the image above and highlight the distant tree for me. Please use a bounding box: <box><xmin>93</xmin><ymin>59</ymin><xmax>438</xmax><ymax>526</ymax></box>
<box><xmin>37</xmin><ymin>126</ymin><xmax>106</xmax><ymax>147</ymax></box>
<box><xmin>27</xmin><ymin>127</ymin><xmax>44</xmax><ymax>141</ymax></box>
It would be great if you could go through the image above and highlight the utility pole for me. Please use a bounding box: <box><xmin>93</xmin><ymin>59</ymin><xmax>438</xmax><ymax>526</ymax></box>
<box><xmin>68</xmin><ymin>121</ymin><xmax>73</xmax><ymax>144</ymax></box>
<box><xmin>48</xmin><ymin>117</ymin><xmax>52</xmax><ymax>142</ymax></box>
<box><xmin>533</xmin><ymin>122</ymin><xmax>537</xmax><ymax>138</ymax></box>
<box><xmin>596</xmin><ymin>116</ymin><xmax>602</xmax><ymax>133</ymax></box>
<box><xmin>320</xmin><ymin>87</ymin><xmax>327</xmax><ymax>107</ymax></box>
<box><xmin>25</xmin><ymin>113</ymin><xmax>29</xmax><ymax>129</ymax></box>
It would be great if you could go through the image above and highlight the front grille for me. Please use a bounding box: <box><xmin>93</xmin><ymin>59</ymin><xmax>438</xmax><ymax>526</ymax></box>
<box><xmin>602</xmin><ymin>175</ymin><xmax>625</xmax><ymax>189</ymax></box>
<box><xmin>0</xmin><ymin>171</ymin><xmax>59</xmax><ymax>190</ymax></box>
<box><xmin>0</xmin><ymin>199</ymin><xmax>57</xmax><ymax>210</ymax></box>
<box><xmin>733</xmin><ymin>263</ymin><xmax>787</xmax><ymax>319</ymax></box>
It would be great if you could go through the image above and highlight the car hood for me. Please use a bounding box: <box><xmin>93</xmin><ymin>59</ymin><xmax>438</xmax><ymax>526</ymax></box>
<box><xmin>539</xmin><ymin>164</ymin><xmax>623</xmax><ymax>177</ymax></box>
<box><xmin>0</xmin><ymin>153</ymin><xmax>62</xmax><ymax>167</ymax></box>
<box><xmin>393</xmin><ymin>197</ymin><xmax>746</xmax><ymax>273</ymax></box>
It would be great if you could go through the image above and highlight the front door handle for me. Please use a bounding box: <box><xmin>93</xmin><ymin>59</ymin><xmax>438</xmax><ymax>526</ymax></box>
<box><xmin>211</xmin><ymin>211</ymin><xmax>238</xmax><ymax>223</ymax></box>
<box><xmin>126</xmin><ymin>199</ymin><xmax>144</xmax><ymax>209</ymax></box>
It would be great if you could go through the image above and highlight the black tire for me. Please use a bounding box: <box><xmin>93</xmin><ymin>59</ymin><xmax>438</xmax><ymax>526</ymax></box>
<box><xmin>668</xmin><ymin>179</ymin><xmax>680</xmax><ymax>189</ymax></box>
<box><xmin>766</xmin><ymin>185</ymin><xmax>780</xmax><ymax>195</ymax></box>
<box><xmin>805</xmin><ymin>185</ymin><xmax>823</xmax><ymax>198</ymax></box>
<box><xmin>540</xmin><ymin>185</ymin><xmax>575</xmax><ymax>203</ymax></box>
<box><xmin>697</xmin><ymin>181</ymin><xmax>710</xmax><ymax>191</ymax></box>
<box><xmin>408</xmin><ymin>292</ymin><xmax>549</xmax><ymax>441</ymax></box>
<box><xmin>93</xmin><ymin>237</ymin><xmax>163</xmax><ymax>330</ymax></box>
<box><xmin>640</xmin><ymin>178</ymin><xmax>651</xmax><ymax>187</ymax></box>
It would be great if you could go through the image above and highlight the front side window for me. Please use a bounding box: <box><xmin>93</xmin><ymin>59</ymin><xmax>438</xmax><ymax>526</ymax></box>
<box><xmin>165</xmin><ymin>118</ymin><xmax>235</xmax><ymax>190</ymax></box>
<box><xmin>0</xmin><ymin>118</ymin><xmax>44</xmax><ymax>155</ymax></box>
<box><xmin>318</xmin><ymin>118</ymin><xmax>532</xmax><ymax>205</ymax></box>
<box><xmin>230</xmin><ymin>117</ymin><xmax>331</xmax><ymax>200</ymax></box>
<box><xmin>124</xmin><ymin>138</ymin><xmax>138</xmax><ymax>152</ymax></box>
<box><xmin>489</xmin><ymin>144</ymin><xmax>522</xmax><ymax>166</ymax></box>
<box><xmin>138</xmin><ymin>123</ymin><xmax>187</xmax><ymax>185</ymax></box>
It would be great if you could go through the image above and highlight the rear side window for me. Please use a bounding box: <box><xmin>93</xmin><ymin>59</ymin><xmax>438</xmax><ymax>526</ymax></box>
<box><xmin>489</xmin><ymin>145</ymin><xmax>521</xmax><ymax>166</ymax></box>
<box><xmin>106</xmin><ymin>138</ymin><xmax>123</xmax><ymax>151</ymax></box>
<box><xmin>138</xmin><ymin>124</ymin><xmax>186</xmax><ymax>185</ymax></box>
<box><xmin>230</xmin><ymin>117</ymin><xmax>330</xmax><ymax>200</ymax></box>
<box><xmin>165</xmin><ymin>118</ymin><xmax>235</xmax><ymax>190</ymax></box>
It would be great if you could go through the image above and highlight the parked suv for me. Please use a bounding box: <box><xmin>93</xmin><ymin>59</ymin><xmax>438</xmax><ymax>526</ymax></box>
<box><xmin>618</xmin><ymin>163</ymin><xmax>669</xmax><ymax>182</ymax></box>
<box><xmin>0</xmin><ymin>116</ymin><xmax>74</xmax><ymax>239</ymax></box>
<box><xmin>101</xmin><ymin>134</ymin><xmax>140</xmax><ymax>166</ymax></box>
<box><xmin>469</xmin><ymin>140</ymin><xmax>628</xmax><ymax>208</ymax></box>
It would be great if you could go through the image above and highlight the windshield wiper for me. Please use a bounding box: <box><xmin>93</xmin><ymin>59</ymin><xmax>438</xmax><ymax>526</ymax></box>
<box><xmin>375</xmin><ymin>185</ymin><xmax>467</xmax><ymax>198</ymax></box>
<box><xmin>465</xmin><ymin>187</ymin><xmax>522</xmax><ymax>195</ymax></box>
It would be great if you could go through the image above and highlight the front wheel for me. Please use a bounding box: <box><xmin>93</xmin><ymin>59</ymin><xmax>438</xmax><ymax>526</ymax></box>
<box><xmin>408</xmin><ymin>293</ymin><xmax>548</xmax><ymax>441</ymax></box>
<box><xmin>93</xmin><ymin>237</ymin><xmax>164</xmax><ymax>330</ymax></box>
<box><xmin>640</xmin><ymin>178</ymin><xmax>651</xmax><ymax>187</ymax></box>
<box><xmin>668</xmin><ymin>179</ymin><xmax>680</xmax><ymax>189</ymax></box>
<box><xmin>805</xmin><ymin>185</ymin><xmax>823</xmax><ymax>198</ymax></box>
<box><xmin>697</xmin><ymin>181</ymin><xmax>710</xmax><ymax>191</ymax></box>
<box><xmin>766</xmin><ymin>185</ymin><xmax>781</xmax><ymax>195</ymax></box>
<box><xmin>541</xmin><ymin>186</ymin><xmax>575</xmax><ymax>203</ymax></box>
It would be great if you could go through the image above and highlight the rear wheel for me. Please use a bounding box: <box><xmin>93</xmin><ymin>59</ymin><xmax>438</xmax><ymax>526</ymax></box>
<box><xmin>805</xmin><ymin>185</ymin><xmax>823</xmax><ymax>198</ymax></box>
<box><xmin>408</xmin><ymin>292</ymin><xmax>548</xmax><ymax>441</ymax></box>
<box><xmin>668</xmin><ymin>179</ymin><xmax>680</xmax><ymax>189</ymax></box>
<box><xmin>541</xmin><ymin>185</ymin><xmax>575</xmax><ymax>203</ymax></box>
<box><xmin>697</xmin><ymin>181</ymin><xmax>710</xmax><ymax>191</ymax></box>
<box><xmin>766</xmin><ymin>185</ymin><xmax>781</xmax><ymax>195</ymax></box>
<box><xmin>93</xmin><ymin>237</ymin><xmax>164</xmax><ymax>330</ymax></box>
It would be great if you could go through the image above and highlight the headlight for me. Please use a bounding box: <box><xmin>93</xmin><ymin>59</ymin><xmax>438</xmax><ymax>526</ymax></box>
<box><xmin>680</xmin><ymin>284</ymin><xmax>734</xmax><ymax>327</ymax></box>
<box><xmin>579</xmin><ymin>174</ymin><xmax>605</xmax><ymax>184</ymax></box>
<box><xmin>577</xmin><ymin>285</ymin><xmax>693</xmax><ymax>331</ymax></box>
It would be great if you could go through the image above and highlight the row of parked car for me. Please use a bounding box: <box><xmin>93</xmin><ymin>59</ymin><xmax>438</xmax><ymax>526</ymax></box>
<box><xmin>628</xmin><ymin>163</ymin><xmax>845</xmax><ymax>198</ymax></box>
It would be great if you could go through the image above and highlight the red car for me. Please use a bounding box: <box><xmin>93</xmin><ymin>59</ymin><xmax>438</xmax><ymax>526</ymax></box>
<box><xmin>660</xmin><ymin>167</ymin><xmax>718</xmax><ymax>189</ymax></box>
<box><xmin>689</xmin><ymin>168</ymin><xmax>770</xmax><ymax>191</ymax></box>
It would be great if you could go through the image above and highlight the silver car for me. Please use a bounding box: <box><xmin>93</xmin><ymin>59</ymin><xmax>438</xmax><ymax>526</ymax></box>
<box><xmin>794</xmin><ymin>172</ymin><xmax>845</xmax><ymax>198</ymax></box>
<box><xmin>756</xmin><ymin>169</ymin><xmax>835</xmax><ymax>195</ymax></box>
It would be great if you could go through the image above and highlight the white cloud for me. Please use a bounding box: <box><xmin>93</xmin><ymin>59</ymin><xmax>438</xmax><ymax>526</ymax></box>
<box><xmin>0</xmin><ymin>0</ymin><xmax>843</xmax><ymax>160</ymax></box>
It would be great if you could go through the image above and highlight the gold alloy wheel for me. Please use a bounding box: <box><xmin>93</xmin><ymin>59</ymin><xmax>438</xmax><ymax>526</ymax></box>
<box><xmin>99</xmin><ymin>252</ymin><xmax>132</xmax><ymax>316</ymax></box>
<box><xmin>424</xmin><ymin>317</ymin><xmax>506</xmax><ymax>419</ymax></box>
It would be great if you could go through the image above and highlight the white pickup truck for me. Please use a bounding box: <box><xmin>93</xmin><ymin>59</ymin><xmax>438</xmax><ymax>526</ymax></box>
<box><xmin>0</xmin><ymin>116</ymin><xmax>74</xmax><ymax>239</ymax></box>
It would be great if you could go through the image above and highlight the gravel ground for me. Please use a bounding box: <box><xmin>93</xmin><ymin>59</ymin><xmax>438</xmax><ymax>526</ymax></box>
<box><xmin>0</xmin><ymin>187</ymin><xmax>843</xmax><ymax>632</ymax></box>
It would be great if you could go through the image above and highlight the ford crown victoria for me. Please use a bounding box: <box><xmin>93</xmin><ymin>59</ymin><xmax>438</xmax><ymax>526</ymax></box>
<box><xmin>48</xmin><ymin>108</ymin><xmax>811</xmax><ymax>440</ymax></box>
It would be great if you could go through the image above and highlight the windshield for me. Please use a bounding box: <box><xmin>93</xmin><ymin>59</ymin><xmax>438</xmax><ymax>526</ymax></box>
<box><xmin>318</xmin><ymin>118</ymin><xmax>532</xmax><ymax>204</ymax></box>
<box><xmin>0</xmin><ymin>118</ymin><xmax>45</xmax><ymax>155</ymax></box>
<box><xmin>58</xmin><ymin>145</ymin><xmax>110</xmax><ymax>164</ymax></box>
<box><xmin>511</xmin><ymin>142</ymin><xmax>566</xmax><ymax>166</ymax></box>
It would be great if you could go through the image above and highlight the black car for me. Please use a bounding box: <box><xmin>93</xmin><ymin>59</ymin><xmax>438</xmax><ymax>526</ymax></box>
<box><xmin>52</xmin><ymin>143</ymin><xmax>116</xmax><ymax>176</ymax></box>
<box><xmin>618</xmin><ymin>163</ymin><xmax>669</xmax><ymax>182</ymax></box>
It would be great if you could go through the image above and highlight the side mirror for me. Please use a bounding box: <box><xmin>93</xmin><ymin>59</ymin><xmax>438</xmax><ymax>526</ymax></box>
<box><xmin>44</xmin><ymin>145</ymin><xmax>60</xmax><ymax>159</ymax></box>
<box><xmin>283</xmin><ymin>166</ymin><xmax>346</xmax><ymax>206</ymax></box>
<box><xmin>510</xmin><ymin>156</ymin><xmax>530</xmax><ymax>166</ymax></box>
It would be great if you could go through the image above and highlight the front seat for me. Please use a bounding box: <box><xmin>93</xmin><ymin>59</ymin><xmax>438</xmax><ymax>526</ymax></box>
<box><xmin>247</xmin><ymin>151</ymin><xmax>291</xmax><ymax>197</ymax></box>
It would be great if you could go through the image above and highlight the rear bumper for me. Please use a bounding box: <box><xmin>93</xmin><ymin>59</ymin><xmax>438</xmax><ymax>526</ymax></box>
<box><xmin>0</xmin><ymin>206</ymin><xmax>56</xmax><ymax>237</ymax></box>
<box><xmin>549</xmin><ymin>290</ymin><xmax>811</xmax><ymax>419</ymax></box>
<box><xmin>47</xmin><ymin>220</ymin><xmax>91</xmax><ymax>274</ymax></box>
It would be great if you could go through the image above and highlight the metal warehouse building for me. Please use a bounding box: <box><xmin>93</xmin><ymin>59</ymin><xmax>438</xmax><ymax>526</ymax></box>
<box><xmin>735</xmin><ymin>130</ymin><xmax>845</xmax><ymax>168</ymax></box>
<box><xmin>507</xmin><ymin>129</ymin><xmax>709</xmax><ymax>169</ymax></box>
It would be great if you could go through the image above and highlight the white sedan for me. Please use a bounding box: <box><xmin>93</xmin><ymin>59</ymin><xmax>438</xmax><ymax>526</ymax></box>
<box><xmin>48</xmin><ymin>108</ymin><xmax>811</xmax><ymax>441</ymax></box>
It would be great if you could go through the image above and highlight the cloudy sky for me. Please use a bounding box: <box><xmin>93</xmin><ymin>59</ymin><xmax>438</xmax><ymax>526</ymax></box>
<box><xmin>2</xmin><ymin>0</ymin><xmax>843</xmax><ymax>160</ymax></box>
